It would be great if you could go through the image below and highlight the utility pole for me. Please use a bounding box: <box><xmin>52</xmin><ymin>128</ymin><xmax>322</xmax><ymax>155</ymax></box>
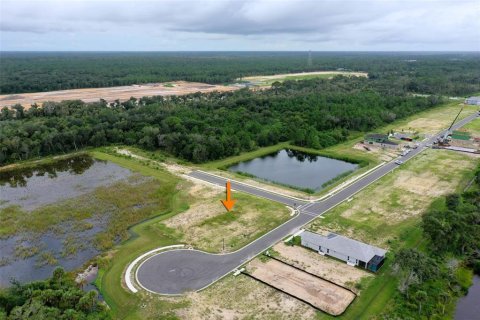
<box><xmin>222</xmin><ymin>238</ymin><xmax>225</xmax><ymax>252</ymax></box>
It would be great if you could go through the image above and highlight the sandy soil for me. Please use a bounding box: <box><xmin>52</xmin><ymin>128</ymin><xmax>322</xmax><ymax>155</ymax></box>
<box><xmin>353</xmin><ymin>143</ymin><xmax>400</xmax><ymax>162</ymax></box>
<box><xmin>273</xmin><ymin>242</ymin><xmax>372</xmax><ymax>291</ymax></box>
<box><xmin>241</xmin><ymin>71</ymin><xmax>368</xmax><ymax>82</ymax></box>
<box><xmin>0</xmin><ymin>81</ymin><xmax>237</xmax><ymax>108</ymax></box>
<box><xmin>172</xmin><ymin>274</ymin><xmax>315</xmax><ymax>320</ymax></box>
<box><xmin>248</xmin><ymin>259</ymin><xmax>356</xmax><ymax>316</ymax></box>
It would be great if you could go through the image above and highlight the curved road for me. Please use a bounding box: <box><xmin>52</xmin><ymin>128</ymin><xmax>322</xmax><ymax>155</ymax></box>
<box><xmin>136</xmin><ymin>112</ymin><xmax>479</xmax><ymax>295</ymax></box>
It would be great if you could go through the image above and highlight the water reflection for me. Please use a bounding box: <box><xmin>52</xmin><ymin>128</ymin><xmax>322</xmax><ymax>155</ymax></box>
<box><xmin>229</xmin><ymin>149</ymin><xmax>358</xmax><ymax>191</ymax></box>
<box><xmin>0</xmin><ymin>154</ymin><xmax>95</xmax><ymax>188</ymax></box>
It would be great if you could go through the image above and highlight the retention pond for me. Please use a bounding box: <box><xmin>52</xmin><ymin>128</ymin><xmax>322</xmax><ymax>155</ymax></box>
<box><xmin>228</xmin><ymin>149</ymin><xmax>358</xmax><ymax>192</ymax></box>
<box><xmin>0</xmin><ymin>155</ymin><xmax>134</xmax><ymax>287</ymax></box>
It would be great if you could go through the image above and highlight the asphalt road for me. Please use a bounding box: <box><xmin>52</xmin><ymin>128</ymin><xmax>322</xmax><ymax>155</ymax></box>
<box><xmin>136</xmin><ymin>111</ymin><xmax>479</xmax><ymax>295</ymax></box>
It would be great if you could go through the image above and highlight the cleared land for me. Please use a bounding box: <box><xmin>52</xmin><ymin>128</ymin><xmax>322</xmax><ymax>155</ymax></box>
<box><xmin>0</xmin><ymin>81</ymin><xmax>237</xmax><ymax>108</ymax></box>
<box><xmin>273</xmin><ymin>242</ymin><xmax>372</xmax><ymax>292</ymax></box>
<box><xmin>248</xmin><ymin>258</ymin><xmax>356</xmax><ymax>316</ymax></box>
<box><xmin>463</xmin><ymin>117</ymin><xmax>480</xmax><ymax>136</ymax></box>
<box><xmin>239</xmin><ymin>71</ymin><xmax>368</xmax><ymax>86</ymax></box>
<box><xmin>164</xmin><ymin>183</ymin><xmax>290</xmax><ymax>253</ymax></box>
<box><xmin>308</xmin><ymin>149</ymin><xmax>479</xmax><ymax>248</ymax></box>
<box><xmin>320</xmin><ymin>101</ymin><xmax>479</xmax><ymax>165</ymax></box>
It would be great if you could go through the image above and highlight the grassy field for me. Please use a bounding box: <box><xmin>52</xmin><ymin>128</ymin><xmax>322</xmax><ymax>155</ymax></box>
<box><xmin>239</xmin><ymin>71</ymin><xmax>368</xmax><ymax>86</ymax></box>
<box><xmin>463</xmin><ymin>116</ymin><xmax>480</xmax><ymax>135</ymax></box>
<box><xmin>308</xmin><ymin>149</ymin><xmax>478</xmax><ymax>248</ymax></box>
<box><xmin>306</xmin><ymin>149</ymin><xmax>479</xmax><ymax>319</ymax></box>
<box><xmin>89</xmin><ymin>150</ymin><xmax>292</xmax><ymax>319</ymax></box>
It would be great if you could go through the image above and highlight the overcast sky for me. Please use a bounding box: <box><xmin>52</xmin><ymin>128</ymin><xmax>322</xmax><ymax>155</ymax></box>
<box><xmin>0</xmin><ymin>0</ymin><xmax>479</xmax><ymax>51</ymax></box>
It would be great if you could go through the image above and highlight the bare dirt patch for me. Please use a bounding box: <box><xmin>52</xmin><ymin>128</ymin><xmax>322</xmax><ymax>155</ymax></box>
<box><xmin>174</xmin><ymin>275</ymin><xmax>315</xmax><ymax>320</ymax></box>
<box><xmin>0</xmin><ymin>81</ymin><xmax>237</xmax><ymax>108</ymax></box>
<box><xmin>353</xmin><ymin>143</ymin><xmax>400</xmax><ymax>162</ymax></box>
<box><xmin>273</xmin><ymin>242</ymin><xmax>372</xmax><ymax>292</ymax></box>
<box><xmin>247</xmin><ymin>259</ymin><xmax>356</xmax><ymax>316</ymax></box>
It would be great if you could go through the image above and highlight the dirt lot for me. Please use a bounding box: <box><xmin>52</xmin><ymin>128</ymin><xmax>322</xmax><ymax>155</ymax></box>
<box><xmin>0</xmin><ymin>81</ymin><xmax>237</xmax><ymax>108</ymax></box>
<box><xmin>273</xmin><ymin>242</ymin><xmax>372</xmax><ymax>292</ymax></box>
<box><xmin>167</xmin><ymin>274</ymin><xmax>316</xmax><ymax>320</ymax></box>
<box><xmin>353</xmin><ymin>143</ymin><xmax>400</xmax><ymax>162</ymax></box>
<box><xmin>247</xmin><ymin>259</ymin><xmax>356</xmax><ymax>316</ymax></box>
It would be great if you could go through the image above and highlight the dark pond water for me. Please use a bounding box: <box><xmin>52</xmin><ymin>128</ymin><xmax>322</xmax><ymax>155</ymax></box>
<box><xmin>0</xmin><ymin>155</ymin><xmax>133</xmax><ymax>287</ymax></box>
<box><xmin>228</xmin><ymin>149</ymin><xmax>358</xmax><ymax>191</ymax></box>
<box><xmin>455</xmin><ymin>275</ymin><xmax>480</xmax><ymax>320</ymax></box>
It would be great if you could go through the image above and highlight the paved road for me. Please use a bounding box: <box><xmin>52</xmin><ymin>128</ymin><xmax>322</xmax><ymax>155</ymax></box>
<box><xmin>136</xmin><ymin>111</ymin><xmax>479</xmax><ymax>295</ymax></box>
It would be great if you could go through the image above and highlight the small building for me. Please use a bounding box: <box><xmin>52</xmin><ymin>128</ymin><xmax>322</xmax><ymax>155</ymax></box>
<box><xmin>301</xmin><ymin>230</ymin><xmax>387</xmax><ymax>272</ymax></box>
<box><xmin>465</xmin><ymin>96</ymin><xmax>480</xmax><ymax>105</ymax></box>
<box><xmin>364</xmin><ymin>133</ymin><xmax>399</xmax><ymax>149</ymax></box>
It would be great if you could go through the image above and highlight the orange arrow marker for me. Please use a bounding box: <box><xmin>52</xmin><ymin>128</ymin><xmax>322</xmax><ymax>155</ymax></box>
<box><xmin>221</xmin><ymin>180</ymin><xmax>236</xmax><ymax>211</ymax></box>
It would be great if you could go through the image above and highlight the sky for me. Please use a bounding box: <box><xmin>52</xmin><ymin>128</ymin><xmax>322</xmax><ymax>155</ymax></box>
<box><xmin>0</xmin><ymin>0</ymin><xmax>479</xmax><ymax>51</ymax></box>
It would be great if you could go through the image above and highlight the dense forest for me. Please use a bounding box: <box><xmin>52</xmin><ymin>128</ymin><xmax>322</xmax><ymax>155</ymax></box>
<box><xmin>385</xmin><ymin>165</ymin><xmax>480</xmax><ymax>319</ymax></box>
<box><xmin>0</xmin><ymin>267</ymin><xmax>110</xmax><ymax>319</ymax></box>
<box><xmin>1</xmin><ymin>52</ymin><xmax>479</xmax><ymax>96</ymax></box>
<box><xmin>0</xmin><ymin>76</ymin><xmax>442</xmax><ymax>164</ymax></box>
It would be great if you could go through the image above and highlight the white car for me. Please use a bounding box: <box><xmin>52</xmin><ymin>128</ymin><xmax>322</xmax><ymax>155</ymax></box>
<box><xmin>395</xmin><ymin>160</ymin><xmax>403</xmax><ymax>165</ymax></box>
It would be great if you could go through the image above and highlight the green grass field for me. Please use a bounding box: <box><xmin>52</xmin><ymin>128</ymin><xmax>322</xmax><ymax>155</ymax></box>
<box><xmin>463</xmin><ymin>116</ymin><xmax>480</xmax><ymax>135</ymax></box>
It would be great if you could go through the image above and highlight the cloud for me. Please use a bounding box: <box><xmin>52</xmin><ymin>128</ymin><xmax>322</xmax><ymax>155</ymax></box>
<box><xmin>0</xmin><ymin>0</ymin><xmax>479</xmax><ymax>50</ymax></box>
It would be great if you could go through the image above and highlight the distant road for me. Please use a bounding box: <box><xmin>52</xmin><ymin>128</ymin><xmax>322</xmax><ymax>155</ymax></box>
<box><xmin>136</xmin><ymin>111</ymin><xmax>479</xmax><ymax>295</ymax></box>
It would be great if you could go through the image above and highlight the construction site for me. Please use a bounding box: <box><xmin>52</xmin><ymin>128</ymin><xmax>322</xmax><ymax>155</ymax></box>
<box><xmin>0</xmin><ymin>81</ymin><xmax>237</xmax><ymax>108</ymax></box>
<box><xmin>357</xmin><ymin>104</ymin><xmax>480</xmax><ymax>160</ymax></box>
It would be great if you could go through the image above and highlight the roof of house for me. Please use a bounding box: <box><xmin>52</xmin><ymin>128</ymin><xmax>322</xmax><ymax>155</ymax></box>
<box><xmin>466</xmin><ymin>96</ymin><xmax>480</xmax><ymax>101</ymax></box>
<box><xmin>301</xmin><ymin>230</ymin><xmax>387</xmax><ymax>262</ymax></box>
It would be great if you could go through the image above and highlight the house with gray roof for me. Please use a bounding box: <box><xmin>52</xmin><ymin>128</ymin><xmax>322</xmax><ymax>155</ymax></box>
<box><xmin>364</xmin><ymin>133</ymin><xmax>399</xmax><ymax>149</ymax></box>
<box><xmin>465</xmin><ymin>96</ymin><xmax>480</xmax><ymax>106</ymax></box>
<box><xmin>300</xmin><ymin>230</ymin><xmax>387</xmax><ymax>272</ymax></box>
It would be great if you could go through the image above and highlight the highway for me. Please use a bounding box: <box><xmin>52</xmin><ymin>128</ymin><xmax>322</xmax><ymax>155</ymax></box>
<box><xmin>136</xmin><ymin>111</ymin><xmax>479</xmax><ymax>295</ymax></box>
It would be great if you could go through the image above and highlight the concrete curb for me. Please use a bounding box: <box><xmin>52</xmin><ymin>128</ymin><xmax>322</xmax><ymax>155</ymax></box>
<box><xmin>125</xmin><ymin>244</ymin><xmax>185</xmax><ymax>293</ymax></box>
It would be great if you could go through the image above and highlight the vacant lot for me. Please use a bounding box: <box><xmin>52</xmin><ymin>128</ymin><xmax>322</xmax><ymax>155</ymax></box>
<box><xmin>308</xmin><ymin>149</ymin><xmax>479</xmax><ymax>248</ymax></box>
<box><xmin>164</xmin><ymin>183</ymin><xmax>290</xmax><ymax>253</ymax></box>
<box><xmin>463</xmin><ymin>117</ymin><xmax>480</xmax><ymax>136</ymax></box>
<box><xmin>273</xmin><ymin>242</ymin><xmax>372</xmax><ymax>292</ymax></box>
<box><xmin>248</xmin><ymin>259</ymin><xmax>356</xmax><ymax>316</ymax></box>
<box><xmin>0</xmin><ymin>81</ymin><xmax>237</xmax><ymax>108</ymax></box>
<box><xmin>240</xmin><ymin>71</ymin><xmax>368</xmax><ymax>86</ymax></box>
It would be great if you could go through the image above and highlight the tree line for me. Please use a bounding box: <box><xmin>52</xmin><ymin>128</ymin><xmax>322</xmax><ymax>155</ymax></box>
<box><xmin>386</xmin><ymin>165</ymin><xmax>480</xmax><ymax>318</ymax></box>
<box><xmin>0</xmin><ymin>77</ymin><xmax>442</xmax><ymax>165</ymax></box>
<box><xmin>1</xmin><ymin>51</ymin><xmax>479</xmax><ymax>96</ymax></box>
<box><xmin>0</xmin><ymin>267</ymin><xmax>110</xmax><ymax>319</ymax></box>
